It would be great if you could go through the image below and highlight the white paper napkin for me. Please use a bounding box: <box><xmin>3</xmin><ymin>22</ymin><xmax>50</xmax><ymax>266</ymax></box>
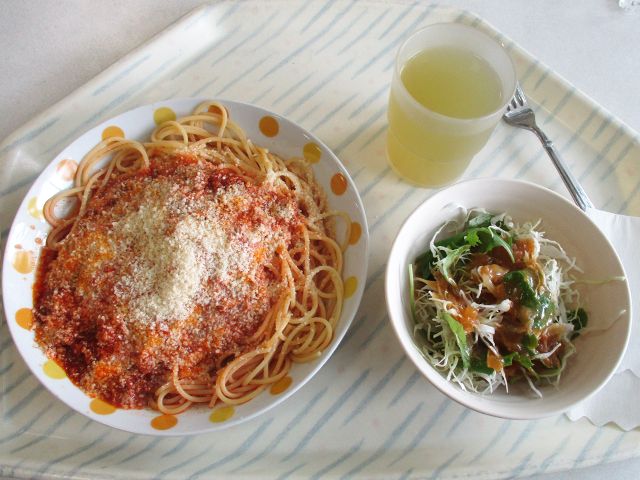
<box><xmin>566</xmin><ymin>208</ymin><xmax>640</xmax><ymax>430</ymax></box>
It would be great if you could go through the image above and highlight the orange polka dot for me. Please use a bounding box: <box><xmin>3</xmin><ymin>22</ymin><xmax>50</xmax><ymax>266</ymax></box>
<box><xmin>303</xmin><ymin>142</ymin><xmax>322</xmax><ymax>164</ymax></box>
<box><xmin>208</xmin><ymin>104</ymin><xmax>230</xmax><ymax>118</ymax></box>
<box><xmin>12</xmin><ymin>250</ymin><xmax>35</xmax><ymax>274</ymax></box>
<box><xmin>153</xmin><ymin>107</ymin><xmax>176</xmax><ymax>125</ymax></box>
<box><xmin>28</xmin><ymin>197</ymin><xmax>44</xmax><ymax>221</ymax></box>
<box><xmin>344</xmin><ymin>276</ymin><xmax>358</xmax><ymax>299</ymax></box>
<box><xmin>102</xmin><ymin>126</ymin><xmax>125</xmax><ymax>140</ymax></box>
<box><xmin>330</xmin><ymin>173</ymin><xmax>347</xmax><ymax>196</ymax></box>
<box><xmin>15</xmin><ymin>308</ymin><xmax>33</xmax><ymax>330</ymax></box>
<box><xmin>349</xmin><ymin>222</ymin><xmax>362</xmax><ymax>245</ymax></box>
<box><xmin>43</xmin><ymin>360</ymin><xmax>66</xmax><ymax>379</ymax></box>
<box><xmin>210</xmin><ymin>407</ymin><xmax>235</xmax><ymax>423</ymax></box>
<box><xmin>270</xmin><ymin>376</ymin><xmax>293</xmax><ymax>395</ymax></box>
<box><xmin>259</xmin><ymin>116</ymin><xmax>279</xmax><ymax>137</ymax></box>
<box><xmin>56</xmin><ymin>159</ymin><xmax>78</xmax><ymax>182</ymax></box>
<box><xmin>90</xmin><ymin>399</ymin><xmax>116</xmax><ymax>415</ymax></box>
<box><xmin>151</xmin><ymin>414</ymin><xmax>178</xmax><ymax>430</ymax></box>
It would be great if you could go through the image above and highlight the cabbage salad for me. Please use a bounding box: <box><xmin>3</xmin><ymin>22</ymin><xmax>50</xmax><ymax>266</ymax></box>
<box><xmin>410</xmin><ymin>208</ymin><xmax>588</xmax><ymax>396</ymax></box>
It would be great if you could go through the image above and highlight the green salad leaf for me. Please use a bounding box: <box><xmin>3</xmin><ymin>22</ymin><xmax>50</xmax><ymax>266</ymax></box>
<box><xmin>503</xmin><ymin>270</ymin><xmax>555</xmax><ymax>329</ymax></box>
<box><xmin>502</xmin><ymin>352</ymin><xmax>518</xmax><ymax>367</ymax></box>
<box><xmin>522</xmin><ymin>333</ymin><xmax>539</xmax><ymax>355</ymax></box>
<box><xmin>440</xmin><ymin>245</ymin><xmax>470</xmax><ymax>284</ymax></box>
<box><xmin>569</xmin><ymin>308</ymin><xmax>588</xmax><ymax>339</ymax></box>
<box><xmin>442</xmin><ymin>312</ymin><xmax>470</xmax><ymax>368</ymax></box>
<box><xmin>518</xmin><ymin>355</ymin><xmax>533</xmax><ymax>370</ymax></box>
<box><xmin>502</xmin><ymin>351</ymin><xmax>533</xmax><ymax>370</ymax></box>
<box><xmin>473</xmin><ymin>229</ymin><xmax>514</xmax><ymax>259</ymax></box>
<box><xmin>465</xmin><ymin>230</ymin><xmax>481</xmax><ymax>247</ymax></box>
<box><xmin>469</xmin><ymin>349</ymin><xmax>495</xmax><ymax>375</ymax></box>
<box><xmin>415</xmin><ymin>226</ymin><xmax>514</xmax><ymax>280</ymax></box>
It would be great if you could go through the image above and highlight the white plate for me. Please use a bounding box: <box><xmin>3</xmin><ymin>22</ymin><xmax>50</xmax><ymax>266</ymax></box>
<box><xmin>1</xmin><ymin>98</ymin><xmax>369</xmax><ymax>436</ymax></box>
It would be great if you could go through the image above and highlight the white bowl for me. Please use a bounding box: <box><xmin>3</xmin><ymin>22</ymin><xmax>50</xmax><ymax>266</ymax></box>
<box><xmin>385</xmin><ymin>178</ymin><xmax>631</xmax><ymax>419</ymax></box>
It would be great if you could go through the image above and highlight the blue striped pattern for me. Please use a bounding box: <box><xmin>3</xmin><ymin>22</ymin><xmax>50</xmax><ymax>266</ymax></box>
<box><xmin>1</xmin><ymin>1</ymin><xmax>639</xmax><ymax>479</ymax></box>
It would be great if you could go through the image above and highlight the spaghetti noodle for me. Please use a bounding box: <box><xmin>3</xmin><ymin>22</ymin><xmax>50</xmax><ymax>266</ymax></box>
<box><xmin>33</xmin><ymin>102</ymin><xmax>349</xmax><ymax>414</ymax></box>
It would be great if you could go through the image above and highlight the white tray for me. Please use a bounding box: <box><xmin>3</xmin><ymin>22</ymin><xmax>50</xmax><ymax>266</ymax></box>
<box><xmin>1</xmin><ymin>1</ymin><xmax>639</xmax><ymax>478</ymax></box>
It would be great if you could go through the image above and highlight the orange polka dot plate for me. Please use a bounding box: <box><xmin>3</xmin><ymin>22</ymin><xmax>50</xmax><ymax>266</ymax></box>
<box><xmin>1</xmin><ymin>98</ymin><xmax>368</xmax><ymax>436</ymax></box>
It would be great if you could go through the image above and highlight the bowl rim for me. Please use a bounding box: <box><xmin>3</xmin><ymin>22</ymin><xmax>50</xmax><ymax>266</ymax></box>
<box><xmin>384</xmin><ymin>177</ymin><xmax>632</xmax><ymax>419</ymax></box>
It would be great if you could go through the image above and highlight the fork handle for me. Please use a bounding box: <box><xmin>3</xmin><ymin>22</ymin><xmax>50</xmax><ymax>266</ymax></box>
<box><xmin>532</xmin><ymin>127</ymin><xmax>594</xmax><ymax>211</ymax></box>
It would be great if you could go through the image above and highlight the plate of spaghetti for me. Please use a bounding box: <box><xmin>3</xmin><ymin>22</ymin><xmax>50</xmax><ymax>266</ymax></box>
<box><xmin>2</xmin><ymin>99</ymin><xmax>368</xmax><ymax>435</ymax></box>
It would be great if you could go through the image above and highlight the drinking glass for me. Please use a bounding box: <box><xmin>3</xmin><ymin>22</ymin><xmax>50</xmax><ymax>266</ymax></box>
<box><xmin>386</xmin><ymin>23</ymin><xmax>517</xmax><ymax>188</ymax></box>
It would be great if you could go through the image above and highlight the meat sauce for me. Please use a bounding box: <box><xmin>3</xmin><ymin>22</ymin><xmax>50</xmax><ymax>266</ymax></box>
<box><xmin>33</xmin><ymin>155</ymin><xmax>306</xmax><ymax>409</ymax></box>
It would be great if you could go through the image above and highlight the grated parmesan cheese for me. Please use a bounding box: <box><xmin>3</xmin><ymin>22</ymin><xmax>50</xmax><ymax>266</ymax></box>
<box><xmin>108</xmin><ymin>175</ymin><xmax>295</xmax><ymax>329</ymax></box>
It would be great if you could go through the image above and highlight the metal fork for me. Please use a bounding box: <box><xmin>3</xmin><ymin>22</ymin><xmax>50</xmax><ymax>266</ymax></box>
<box><xmin>503</xmin><ymin>83</ymin><xmax>593</xmax><ymax>211</ymax></box>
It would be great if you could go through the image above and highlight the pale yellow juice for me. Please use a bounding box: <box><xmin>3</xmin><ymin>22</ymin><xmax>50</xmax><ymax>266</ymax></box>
<box><xmin>387</xmin><ymin>45</ymin><xmax>506</xmax><ymax>187</ymax></box>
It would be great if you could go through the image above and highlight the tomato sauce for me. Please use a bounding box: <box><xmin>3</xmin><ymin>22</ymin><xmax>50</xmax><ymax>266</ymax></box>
<box><xmin>33</xmin><ymin>155</ymin><xmax>306</xmax><ymax>409</ymax></box>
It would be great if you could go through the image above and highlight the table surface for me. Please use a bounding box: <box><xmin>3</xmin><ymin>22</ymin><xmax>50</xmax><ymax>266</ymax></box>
<box><xmin>0</xmin><ymin>0</ymin><xmax>638</xmax><ymax>479</ymax></box>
